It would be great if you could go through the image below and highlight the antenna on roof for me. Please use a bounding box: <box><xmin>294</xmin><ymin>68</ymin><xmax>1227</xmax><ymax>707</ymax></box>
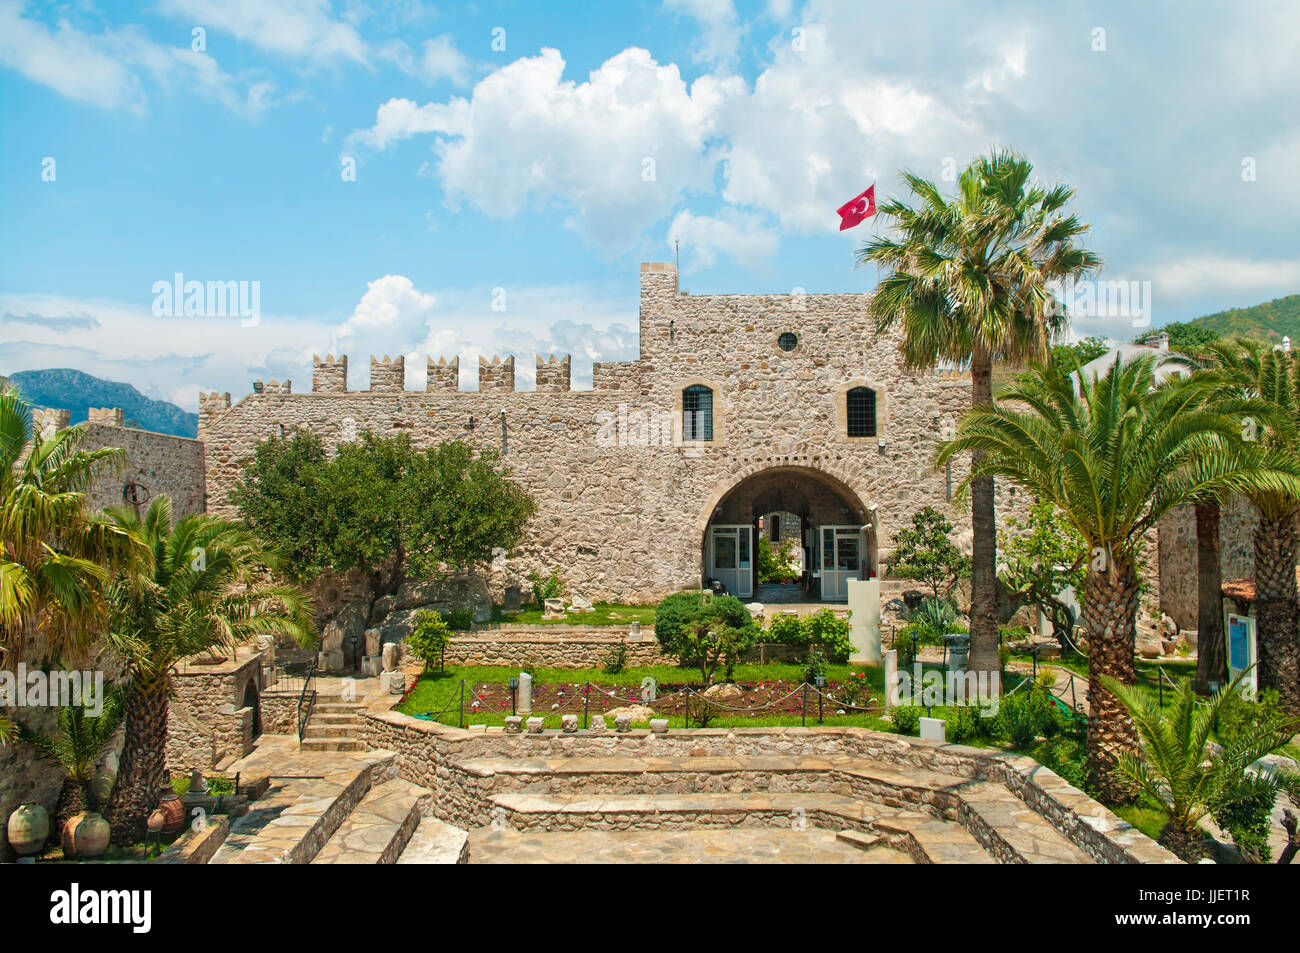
<box><xmin>674</xmin><ymin>236</ymin><xmax>680</xmax><ymax>273</ymax></box>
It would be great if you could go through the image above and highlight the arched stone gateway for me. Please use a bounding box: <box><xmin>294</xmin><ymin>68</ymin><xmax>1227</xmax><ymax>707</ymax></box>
<box><xmin>699</xmin><ymin>465</ymin><xmax>879</xmax><ymax>602</ymax></box>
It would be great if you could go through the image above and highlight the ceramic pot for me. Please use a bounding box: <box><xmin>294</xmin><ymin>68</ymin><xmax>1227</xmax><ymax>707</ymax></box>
<box><xmin>7</xmin><ymin>803</ymin><xmax>50</xmax><ymax>856</ymax></box>
<box><xmin>61</xmin><ymin>812</ymin><xmax>111</xmax><ymax>859</ymax></box>
<box><xmin>157</xmin><ymin>792</ymin><xmax>185</xmax><ymax>834</ymax></box>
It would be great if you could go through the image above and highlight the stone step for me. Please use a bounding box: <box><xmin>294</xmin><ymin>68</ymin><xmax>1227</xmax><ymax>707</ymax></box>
<box><xmin>300</xmin><ymin>738</ymin><xmax>367</xmax><ymax>752</ymax></box>
<box><xmin>454</xmin><ymin>754</ymin><xmax>974</xmax><ymax>806</ymax></box>
<box><xmin>396</xmin><ymin>817</ymin><xmax>470</xmax><ymax>864</ymax></box>
<box><xmin>489</xmin><ymin>791</ymin><xmax>906</xmax><ymax>835</ymax></box>
<box><xmin>303</xmin><ymin>724</ymin><xmax>360</xmax><ymax>740</ymax></box>
<box><xmin>872</xmin><ymin>813</ymin><xmax>997</xmax><ymax>864</ymax></box>
<box><xmin>957</xmin><ymin>781</ymin><xmax>1095</xmax><ymax>864</ymax></box>
<box><xmin>312</xmin><ymin>779</ymin><xmax>433</xmax><ymax>864</ymax></box>
<box><xmin>466</xmin><ymin>827</ymin><xmax>914</xmax><ymax>864</ymax></box>
<box><xmin>315</xmin><ymin>702</ymin><xmax>367</xmax><ymax>714</ymax></box>
<box><xmin>312</xmin><ymin>713</ymin><xmax>364</xmax><ymax>726</ymax></box>
<box><xmin>209</xmin><ymin>754</ymin><xmax>395</xmax><ymax>864</ymax></box>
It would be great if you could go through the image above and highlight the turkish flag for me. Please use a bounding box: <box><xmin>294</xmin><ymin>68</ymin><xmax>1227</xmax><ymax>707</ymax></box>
<box><xmin>836</xmin><ymin>185</ymin><xmax>876</xmax><ymax>231</ymax></box>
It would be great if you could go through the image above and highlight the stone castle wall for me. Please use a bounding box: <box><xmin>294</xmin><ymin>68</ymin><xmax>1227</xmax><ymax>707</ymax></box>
<box><xmin>200</xmin><ymin>263</ymin><xmax>1023</xmax><ymax>604</ymax></box>
<box><xmin>1157</xmin><ymin>497</ymin><xmax>1261</xmax><ymax>631</ymax></box>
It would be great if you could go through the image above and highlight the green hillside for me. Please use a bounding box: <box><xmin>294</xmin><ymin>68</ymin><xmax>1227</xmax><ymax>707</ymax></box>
<box><xmin>6</xmin><ymin>369</ymin><xmax>198</xmax><ymax>438</ymax></box>
<box><xmin>1155</xmin><ymin>293</ymin><xmax>1300</xmax><ymax>347</ymax></box>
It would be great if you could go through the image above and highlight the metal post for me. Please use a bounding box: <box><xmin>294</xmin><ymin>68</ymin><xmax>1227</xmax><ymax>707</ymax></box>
<box><xmin>458</xmin><ymin>680</ymin><xmax>465</xmax><ymax>728</ymax></box>
<box><xmin>801</xmin><ymin>684</ymin><xmax>808</xmax><ymax>728</ymax></box>
<box><xmin>583</xmin><ymin>682</ymin><xmax>590</xmax><ymax>730</ymax></box>
<box><xmin>1157</xmin><ymin>666</ymin><xmax>1163</xmax><ymax>708</ymax></box>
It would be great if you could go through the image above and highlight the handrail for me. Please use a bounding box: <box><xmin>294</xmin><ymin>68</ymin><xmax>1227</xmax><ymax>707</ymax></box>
<box><xmin>296</xmin><ymin>654</ymin><xmax>318</xmax><ymax>743</ymax></box>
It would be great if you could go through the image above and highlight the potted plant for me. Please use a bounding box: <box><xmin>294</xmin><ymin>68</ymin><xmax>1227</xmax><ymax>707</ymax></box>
<box><xmin>19</xmin><ymin>690</ymin><xmax>124</xmax><ymax>832</ymax></box>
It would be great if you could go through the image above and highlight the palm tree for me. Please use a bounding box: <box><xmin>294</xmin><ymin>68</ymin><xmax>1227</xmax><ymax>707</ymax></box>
<box><xmin>858</xmin><ymin>150</ymin><xmax>1101</xmax><ymax>690</ymax></box>
<box><xmin>103</xmin><ymin>497</ymin><xmax>316</xmax><ymax>844</ymax></box>
<box><xmin>0</xmin><ymin>390</ymin><xmax>145</xmax><ymax>669</ymax></box>
<box><xmin>1174</xmin><ymin>339</ymin><xmax>1300</xmax><ymax>712</ymax></box>
<box><xmin>19</xmin><ymin>690</ymin><xmax>125</xmax><ymax>829</ymax></box>
<box><xmin>937</xmin><ymin>355</ymin><xmax>1297</xmax><ymax>800</ymax></box>
<box><xmin>1103</xmin><ymin>671</ymin><xmax>1298</xmax><ymax>861</ymax></box>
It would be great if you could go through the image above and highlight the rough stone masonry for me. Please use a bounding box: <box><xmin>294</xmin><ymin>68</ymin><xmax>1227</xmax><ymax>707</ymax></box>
<box><xmin>199</xmin><ymin>263</ymin><xmax>1020</xmax><ymax>605</ymax></box>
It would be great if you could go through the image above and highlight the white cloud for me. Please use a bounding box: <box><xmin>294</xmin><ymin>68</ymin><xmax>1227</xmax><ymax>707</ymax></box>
<box><xmin>350</xmin><ymin>47</ymin><xmax>744</xmax><ymax>252</ymax></box>
<box><xmin>346</xmin><ymin>96</ymin><xmax>468</xmax><ymax>151</ymax></box>
<box><xmin>663</xmin><ymin>0</ymin><xmax>743</xmax><ymax>68</ymax></box>
<box><xmin>0</xmin><ymin>1</ymin><xmax>274</xmax><ymax>115</ymax></box>
<box><xmin>155</xmin><ymin>0</ymin><xmax>369</xmax><ymax>66</ymax></box>
<box><xmin>666</xmin><ymin>208</ymin><xmax>779</xmax><ymax>270</ymax></box>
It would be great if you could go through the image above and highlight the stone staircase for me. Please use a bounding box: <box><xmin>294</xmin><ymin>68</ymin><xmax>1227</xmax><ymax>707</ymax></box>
<box><xmin>436</xmin><ymin>750</ymin><xmax>1096</xmax><ymax>864</ymax></box>
<box><xmin>207</xmin><ymin>738</ymin><xmax>467</xmax><ymax>864</ymax></box>
<box><xmin>300</xmin><ymin>697</ymin><xmax>367</xmax><ymax>753</ymax></box>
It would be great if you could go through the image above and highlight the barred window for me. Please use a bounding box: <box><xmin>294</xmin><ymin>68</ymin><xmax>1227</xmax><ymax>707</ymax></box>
<box><xmin>683</xmin><ymin>385</ymin><xmax>714</xmax><ymax>441</ymax></box>
<box><xmin>847</xmin><ymin>387</ymin><xmax>876</xmax><ymax>438</ymax></box>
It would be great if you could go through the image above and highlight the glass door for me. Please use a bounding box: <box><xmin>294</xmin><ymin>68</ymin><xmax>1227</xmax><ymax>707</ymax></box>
<box><xmin>708</xmin><ymin>525</ymin><xmax>753</xmax><ymax>598</ymax></box>
<box><xmin>819</xmin><ymin>525</ymin><xmax>861</xmax><ymax>601</ymax></box>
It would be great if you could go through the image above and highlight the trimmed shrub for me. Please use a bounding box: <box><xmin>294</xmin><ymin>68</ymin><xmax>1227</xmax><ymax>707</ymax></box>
<box><xmin>654</xmin><ymin>591</ymin><xmax>757</xmax><ymax>683</ymax></box>
<box><xmin>407</xmin><ymin>609</ymin><xmax>451</xmax><ymax>671</ymax></box>
<box><xmin>891</xmin><ymin>705</ymin><xmax>921</xmax><ymax>736</ymax></box>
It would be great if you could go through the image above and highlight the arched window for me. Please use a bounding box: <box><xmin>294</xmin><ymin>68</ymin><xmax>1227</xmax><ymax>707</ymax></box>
<box><xmin>683</xmin><ymin>385</ymin><xmax>714</xmax><ymax>441</ymax></box>
<box><xmin>847</xmin><ymin>387</ymin><xmax>876</xmax><ymax>438</ymax></box>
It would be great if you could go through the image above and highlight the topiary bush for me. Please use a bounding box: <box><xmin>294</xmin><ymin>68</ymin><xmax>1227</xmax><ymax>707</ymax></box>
<box><xmin>945</xmin><ymin>705</ymin><xmax>981</xmax><ymax>744</ymax></box>
<box><xmin>654</xmin><ymin>591</ymin><xmax>757</xmax><ymax>683</ymax></box>
<box><xmin>407</xmin><ymin>609</ymin><xmax>451</xmax><ymax>671</ymax></box>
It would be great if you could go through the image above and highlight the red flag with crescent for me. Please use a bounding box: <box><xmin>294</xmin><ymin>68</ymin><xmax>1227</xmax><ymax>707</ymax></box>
<box><xmin>836</xmin><ymin>185</ymin><xmax>876</xmax><ymax>231</ymax></box>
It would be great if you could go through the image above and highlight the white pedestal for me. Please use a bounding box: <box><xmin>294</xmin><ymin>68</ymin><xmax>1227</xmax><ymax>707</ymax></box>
<box><xmin>847</xmin><ymin>578</ymin><xmax>881</xmax><ymax>665</ymax></box>
<box><xmin>919</xmin><ymin>717</ymin><xmax>946</xmax><ymax>742</ymax></box>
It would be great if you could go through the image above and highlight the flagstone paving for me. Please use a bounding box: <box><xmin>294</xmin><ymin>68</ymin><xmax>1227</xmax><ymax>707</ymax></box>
<box><xmin>466</xmin><ymin>827</ymin><xmax>914</xmax><ymax>864</ymax></box>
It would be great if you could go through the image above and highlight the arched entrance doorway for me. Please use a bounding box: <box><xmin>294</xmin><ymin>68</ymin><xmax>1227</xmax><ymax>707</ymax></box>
<box><xmin>700</xmin><ymin>466</ymin><xmax>876</xmax><ymax>602</ymax></box>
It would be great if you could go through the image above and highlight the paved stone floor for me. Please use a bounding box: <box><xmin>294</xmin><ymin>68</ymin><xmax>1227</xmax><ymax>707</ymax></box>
<box><xmin>467</xmin><ymin>827</ymin><xmax>913</xmax><ymax>864</ymax></box>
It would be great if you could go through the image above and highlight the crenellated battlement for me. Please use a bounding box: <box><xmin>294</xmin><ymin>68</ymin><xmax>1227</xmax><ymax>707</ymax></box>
<box><xmin>33</xmin><ymin>407</ymin><xmax>71</xmax><ymax>435</ymax></box>
<box><xmin>370</xmin><ymin>354</ymin><xmax>405</xmax><ymax>393</ymax></box>
<box><xmin>428</xmin><ymin>356</ymin><xmax>459</xmax><ymax>392</ymax></box>
<box><xmin>535</xmin><ymin>354</ymin><xmax>571</xmax><ymax>393</ymax></box>
<box><xmin>479</xmin><ymin>355</ymin><xmax>515</xmax><ymax>393</ymax></box>
<box><xmin>87</xmin><ymin>407</ymin><xmax>124</xmax><ymax>427</ymax></box>
<box><xmin>313</xmin><ymin>354</ymin><xmax>348</xmax><ymax>393</ymax></box>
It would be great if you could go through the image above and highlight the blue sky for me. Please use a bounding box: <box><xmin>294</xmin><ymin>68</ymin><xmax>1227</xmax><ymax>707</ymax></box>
<box><xmin>2</xmin><ymin>0</ymin><xmax>1299</xmax><ymax>409</ymax></box>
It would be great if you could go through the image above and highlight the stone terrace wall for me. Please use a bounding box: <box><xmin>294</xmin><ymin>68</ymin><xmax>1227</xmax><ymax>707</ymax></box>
<box><xmin>445</xmin><ymin>628</ymin><xmax>667</xmax><ymax>669</ymax></box>
<box><xmin>201</xmin><ymin>263</ymin><xmax>996</xmax><ymax>604</ymax></box>
<box><xmin>359</xmin><ymin>712</ymin><xmax>1178</xmax><ymax>864</ymax></box>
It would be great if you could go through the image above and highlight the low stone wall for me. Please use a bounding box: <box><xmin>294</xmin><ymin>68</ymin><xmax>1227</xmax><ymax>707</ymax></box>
<box><xmin>260</xmin><ymin>692</ymin><xmax>299</xmax><ymax>734</ymax></box>
<box><xmin>167</xmin><ymin>652</ymin><xmax>263</xmax><ymax>771</ymax></box>
<box><xmin>359</xmin><ymin>710</ymin><xmax>1178</xmax><ymax>864</ymax></box>
<box><xmin>444</xmin><ymin>627</ymin><xmax>667</xmax><ymax>669</ymax></box>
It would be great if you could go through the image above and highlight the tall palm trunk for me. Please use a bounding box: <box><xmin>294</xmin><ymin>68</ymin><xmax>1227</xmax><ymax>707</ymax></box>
<box><xmin>53</xmin><ymin>776</ymin><xmax>92</xmax><ymax>832</ymax></box>
<box><xmin>106</xmin><ymin>684</ymin><xmax>169</xmax><ymax>845</ymax></box>
<box><xmin>1084</xmin><ymin>559</ymin><xmax>1140</xmax><ymax>802</ymax></box>
<box><xmin>967</xmin><ymin>350</ymin><xmax>1001</xmax><ymax>692</ymax></box>
<box><xmin>1194</xmin><ymin>501</ymin><xmax>1226</xmax><ymax>695</ymax></box>
<box><xmin>1253</xmin><ymin>511</ymin><xmax>1300</xmax><ymax>713</ymax></box>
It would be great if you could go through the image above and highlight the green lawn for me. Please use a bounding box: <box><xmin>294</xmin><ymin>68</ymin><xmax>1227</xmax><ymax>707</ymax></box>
<box><xmin>488</xmin><ymin>602</ymin><xmax>658</xmax><ymax>627</ymax></box>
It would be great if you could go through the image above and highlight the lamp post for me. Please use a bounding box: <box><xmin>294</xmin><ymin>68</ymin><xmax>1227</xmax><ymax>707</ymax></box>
<box><xmin>814</xmin><ymin>675</ymin><xmax>826</xmax><ymax>724</ymax></box>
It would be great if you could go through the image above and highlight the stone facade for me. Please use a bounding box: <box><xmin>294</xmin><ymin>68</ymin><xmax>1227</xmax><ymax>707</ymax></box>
<box><xmin>1157</xmin><ymin>497</ymin><xmax>1262</xmax><ymax>631</ymax></box>
<box><xmin>443</xmin><ymin>626</ymin><xmax>667</xmax><ymax>669</ymax></box>
<box><xmin>81</xmin><ymin>415</ymin><xmax>207</xmax><ymax>517</ymax></box>
<box><xmin>167</xmin><ymin>652</ymin><xmax>264</xmax><ymax>771</ymax></box>
<box><xmin>201</xmin><ymin>263</ymin><xmax>1011</xmax><ymax>605</ymax></box>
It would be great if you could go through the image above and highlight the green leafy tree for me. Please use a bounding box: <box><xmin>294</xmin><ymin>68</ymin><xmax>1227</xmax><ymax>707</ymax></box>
<box><xmin>859</xmin><ymin>150</ymin><xmax>1101</xmax><ymax>691</ymax></box>
<box><xmin>756</xmin><ymin>537</ymin><xmax>800</xmax><ymax>584</ymax></box>
<box><xmin>1050</xmin><ymin>336</ymin><xmax>1110</xmax><ymax>372</ymax></box>
<box><xmin>1149</xmin><ymin>321</ymin><xmax>1221</xmax><ymax>351</ymax></box>
<box><xmin>232</xmin><ymin>432</ymin><xmax>536</xmax><ymax>597</ymax></box>
<box><xmin>103</xmin><ymin>497</ymin><xmax>316</xmax><ymax>845</ymax></box>
<box><xmin>1104</xmin><ymin>672</ymin><xmax>1299</xmax><ymax>862</ymax></box>
<box><xmin>407</xmin><ymin>609</ymin><xmax>451</xmax><ymax>672</ymax></box>
<box><xmin>884</xmin><ymin>506</ymin><xmax>970</xmax><ymax>602</ymax></box>
<box><xmin>999</xmin><ymin>501</ymin><xmax>1088</xmax><ymax>647</ymax></box>
<box><xmin>938</xmin><ymin>355</ymin><xmax>1295</xmax><ymax>800</ymax></box>
<box><xmin>654</xmin><ymin>591</ymin><xmax>756</xmax><ymax>684</ymax></box>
